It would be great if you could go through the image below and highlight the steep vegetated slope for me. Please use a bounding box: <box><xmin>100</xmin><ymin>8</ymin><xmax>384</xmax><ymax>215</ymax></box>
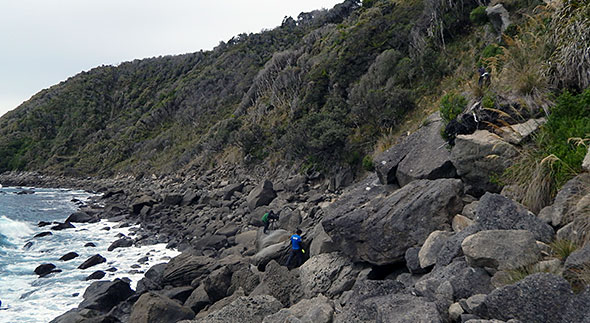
<box><xmin>0</xmin><ymin>0</ymin><xmax>478</xmax><ymax>177</ymax></box>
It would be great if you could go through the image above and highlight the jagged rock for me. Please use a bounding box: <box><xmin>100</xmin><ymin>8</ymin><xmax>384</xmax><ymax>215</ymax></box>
<box><xmin>79</xmin><ymin>278</ymin><xmax>134</xmax><ymax>312</ymax></box>
<box><xmin>498</xmin><ymin>118</ymin><xmax>546</xmax><ymax>145</ymax></box>
<box><xmin>538</xmin><ymin>173</ymin><xmax>590</xmax><ymax>226</ymax></box>
<box><xmin>419</xmin><ymin>230</ymin><xmax>453</xmax><ymax>269</ymax></box>
<box><xmin>329</xmin><ymin>166</ymin><xmax>354</xmax><ymax>191</ymax></box>
<box><xmin>194</xmin><ymin>234</ymin><xmax>228</xmax><ymax>251</ymax></box>
<box><xmin>131</xmin><ymin>195</ymin><xmax>156</xmax><ymax>214</ymax></box>
<box><xmin>262</xmin><ymin>294</ymin><xmax>334</xmax><ymax>323</ymax></box>
<box><xmin>462</xmin><ymin>230</ymin><xmax>540</xmax><ymax>270</ymax></box>
<box><xmin>375</xmin><ymin>112</ymin><xmax>456</xmax><ymax>186</ymax></box>
<box><xmin>85</xmin><ymin>271</ymin><xmax>106</xmax><ymax>281</ymax></box>
<box><xmin>298</xmin><ymin>252</ymin><xmax>360</xmax><ymax>299</ymax></box>
<box><xmin>228</xmin><ymin>266</ymin><xmax>260</xmax><ymax>296</ymax></box>
<box><xmin>129</xmin><ymin>292</ymin><xmax>195</xmax><ymax>323</ymax></box>
<box><xmin>462</xmin><ymin>201</ymin><xmax>478</xmax><ymax>219</ymax></box>
<box><xmin>108</xmin><ymin>237</ymin><xmax>133</xmax><ymax>251</ymax></box>
<box><xmin>49</xmin><ymin>309</ymin><xmax>106</xmax><ymax>323</ymax></box>
<box><xmin>35</xmin><ymin>263</ymin><xmax>57</xmax><ymax>276</ymax></box>
<box><xmin>216</xmin><ymin>223</ymin><xmax>239</xmax><ymax>237</ymax></box>
<box><xmin>474</xmin><ymin>193</ymin><xmax>554</xmax><ymax>243</ymax></box>
<box><xmin>486</xmin><ymin>4</ymin><xmax>511</xmax><ymax>34</ymax></box>
<box><xmin>277</xmin><ymin>208</ymin><xmax>302</xmax><ymax>232</ymax></box>
<box><xmin>253</xmin><ymin>260</ymin><xmax>302</xmax><ymax>307</ymax></box>
<box><xmin>163</xmin><ymin>194</ymin><xmax>183</xmax><ymax>206</ymax></box>
<box><xmin>452</xmin><ymin>215</ymin><xmax>473</xmax><ymax>232</ymax></box>
<box><xmin>309</xmin><ymin>223</ymin><xmax>338</xmax><ymax>257</ymax></box>
<box><xmin>181</xmin><ymin>190</ymin><xmax>200</xmax><ymax>206</ymax></box>
<box><xmin>405</xmin><ymin>247</ymin><xmax>427</xmax><ymax>274</ymax></box>
<box><xmin>481</xmin><ymin>273</ymin><xmax>583</xmax><ymax>322</ymax></box>
<box><xmin>450</xmin><ymin>130</ymin><xmax>518</xmax><ymax>195</ymax></box>
<box><xmin>333</xmin><ymin>279</ymin><xmax>406</xmax><ymax>322</ymax></box>
<box><xmin>323</xmin><ymin>178</ymin><xmax>463</xmax><ymax>265</ymax></box>
<box><xmin>162</xmin><ymin>253</ymin><xmax>212</xmax><ymax>287</ymax></box>
<box><xmin>184</xmin><ymin>284</ymin><xmax>211</xmax><ymax>314</ymax></box>
<box><xmin>203</xmin><ymin>266</ymin><xmax>232</xmax><ymax>302</ymax></box>
<box><xmin>34</xmin><ymin>231</ymin><xmax>52</xmax><ymax>238</ymax></box>
<box><xmin>51</xmin><ymin>222</ymin><xmax>75</xmax><ymax>231</ymax></box>
<box><xmin>65</xmin><ymin>212</ymin><xmax>98</xmax><ymax>223</ymax></box>
<box><xmin>78</xmin><ymin>254</ymin><xmax>106</xmax><ymax>269</ymax></box>
<box><xmin>186</xmin><ymin>295</ymin><xmax>283</xmax><ymax>323</ymax></box>
<box><xmin>415</xmin><ymin>258</ymin><xmax>492</xmax><ymax>301</ymax></box>
<box><xmin>247</xmin><ymin>180</ymin><xmax>277</xmax><ymax>211</ymax></box>
<box><xmin>223</xmin><ymin>182</ymin><xmax>244</xmax><ymax>200</ymax></box>
<box><xmin>449</xmin><ymin>302</ymin><xmax>464</xmax><ymax>321</ymax></box>
<box><xmin>464</xmin><ymin>294</ymin><xmax>487</xmax><ymax>315</ymax></box>
<box><xmin>564</xmin><ymin>244</ymin><xmax>590</xmax><ymax>285</ymax></box>
<box><xmin>161</xmin><ymin>286</ymin><xmax>195</xmax><ymax>304</ymax></box>
<box><xmin>340</xmin><ymin>293</ymin><xmax>442</xmax><ymax>323</ymax></box>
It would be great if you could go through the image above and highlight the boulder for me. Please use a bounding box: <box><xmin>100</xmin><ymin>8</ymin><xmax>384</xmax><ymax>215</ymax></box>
<box><xmin>336</xmin><ymin>279</ymin><xmax>406</xmax><ymax>322</ymax></box>
<box><xmin>247</xmin><ymin>180</ymin><xmax>277</xmax><ymax>211</ymax></box>
<box><xmin>223</xmin><ymin>182</ymin><xmax>244</xmax><ymax>200</ymax></box>
<box><xmin>34</xmin><ymin>231</ymin><xmax>53</xmax><ymax>238</ymax></box>
<box><xmin>309</xmin><ymin>223</ymin><xmax>338</xmax><ymax>257</ymax></box>
<box><xmin>450</xmin><ymin>130</ymin><xmax>518</xmax><ymax>195</ymax></box>
<box><xmin>452</xmin><ymin>215</ymin><xmax>473</xmax><ymax>232</ymax></box>
<box><xmin>85</xmin><ymin>271</ymin><xmax>106</xmax><ymax>281</ymax></box>
<box><xmin>187</xmin><ymin>295</ymin><xmax>283</xmax><ymax>323</ymax></box>
<box><xmin>131</xmin><ymin>195</ymin><xmax>156</xmax><ymax>214</ymax></box>
<box><xmin>65</xmin><ymin>212</ymin><xmax>98</xmax><ymax>223</ymax></box>
<box><xmin>216</xmin><ymin>223</ymin><xmax>240</xmax><ymax>237</ymax></box>
<box><xmin>163</xmin><ymin>194</ymin><xmax>183</xmax><ymax>206</ymax></box>
<box><xmin>419</xmin><ymin>230</ymin><xmax>453</xmax><ymax>269</ymax></box>
<box><xmin>181</xmin><ymin>190</ymin><xmax>200</xmax><ymax>206</ymax></box>
<box><xmin>78</xmin><ymin>254</ymin><xmax>106</xmax><ymax>270</ymax></box>
<box><xmin>486</xmin><ymin>4</ymin><xmax>511</xmax><ymax>34</ymax></box>
<box><xmin>228</xmin><ymin>266</ymin><xmax>260</xmax><ymax>296</ymax></box>
<box><xmin>462</xmin><ymin>230</ymin><xmax>540</xmax><ymax>270</ymax></box>
<box><xmin>564</xmin><ymin>243</ymin><xmax>590</xmax><ymax>286</ymax></box>
<box><xmin>136</xmin><ymin>263</ymin><xmax>167</xmax><ymax>294</ymax></box>
<box><xmin>35</xmin><ymin>263</ymin><xmax>57</xmax><ymax>277</ymax></box>
<box><xmin>108</xmin><ymin>238</ymin><xmax>133</xmax><ymax>251</ymax></box>
<box><xmin>262</xmin><ymin>294</ymin><xmax>334</xmax><ymax>323</ymax></box>
<box><xmin>255</xmin><ymin>260</ymin><xmax>302</xmax><ymax>307</ymax></box>
<box><xmin>256</xmin><ymin>229</ymin><xmax>290</xmax><ymax>251</ymax></box>
<box><xmin>323</xmin><ymin>179</ymin><xmax>463</xmax><ymax>265</ymax></box>
<box><xmin>184</xmin><ymin>284</ymin><xmax>211</xmax><ymax>314</ymax></box>
<box><xmin>162</xmin><ymin>253</ymin><xmax>212</xmax><ymax>287</ymax></box>
<box><xmin>78</xmin><ymin>278</ymin><xmax>134</xmax><ymax>312</ymax></box>
<box><xmin>474</xmin><ymin>193</ymin><xmax>554</xmax><ymax>243</ymax></box>
<box><xmin>298</xmin><ymin>252</ymin><xmax>361</xmax><ymax>299</ymax></box>
<box><xmin>481</xmin><ymin>273</ymin><xmax>576</xmax><ymax>322</ymax></box>
<box><xmin>51</xmin><ymin>222</ymin><xmax>75</xmax><ymax>231</ymax></box>
<box><xmin>129</xmin><ymin>292</ymin><xmax>195</xmax><ymax>323</ymax></box>
<box><xmin>59</xmin><ymin>252</ymin><xmax>79</xmax><ymax>261</ymax></box>
<box><xmin>203</xmin><ymin>266</ymin><xmax>233</xmax><ymax>302</ymax></box>
<box><xmin>405</xmin><ymin>247</ymin><xmax>427</xmax><ymax>274</ymax></box>
<box><xmin>161</xmin><ymin>286</ymin><xmax>195</xmax><ymax>304</ymax></box>
<box><xmin>194</xmin><ymin>234</ymin><xmax>228</xmax><ymax>251</ymax></box>
<box><xmin>375</xmin><ymin>112</ymin><xmax>456</xmax><ymax>186</ymax></box>
<box><xmin>251</xmin><ymin>242</ymin><xmax>290</xmax><ymax>270</ymax></box>
<box><xmin>538</xmin><ymin>173</ymin><xmax>590</xmax><ymax>226</ymax></box>
<box><xmin>498</xmin><ymin>118</ymin><xmax>546</xmax><ymax>145</ymax></box>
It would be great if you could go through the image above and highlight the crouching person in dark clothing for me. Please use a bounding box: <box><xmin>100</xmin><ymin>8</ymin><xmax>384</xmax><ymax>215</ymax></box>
<box><xmin>285</xmin><ymin>229</ymin><xmax>304</xmax><ymax>268</ymax></box>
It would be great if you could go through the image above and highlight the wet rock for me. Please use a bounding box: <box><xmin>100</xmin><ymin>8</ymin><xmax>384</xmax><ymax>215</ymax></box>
<box><xmin>38</xmin><ymin>221</ymin><xmax>52</xmax><ymax>227</ymax></box>
<box><xmin>59</xmin><ymin>252</ymin><xmax>79</xmax><ymax>261</ymax></box>
<box><xmin>323</xmin><ymin>178</ymin><xmax>463</xmax><ymax>265</ymax></box>
<box><xmin>79</xmin><ymin>278</ymin><xmax>134</xmax><ymax>312</ymax></box>
<box><xmin>34</xmin><ymin>231</ymin><xmax>53</xmax><ymax>238</ymax></box>
<box><xmin>35</xmin><ymin>263</ymin><xmax>57</xmax><ymax>277</ymax></box>
<box><xmin>108</xmin><ymin>238</ymin><xmax>133</xmax><ymax>251</ymax></box>
<box><xmin>84</xmin><ymin>242</ymin><xmax>96</xmax><ymax>247</ymax></box>
<box><xmin>51</xmin><ymin>222</ymin><xmax>75</xmax><ymax>231</ymax></box>
<box><xmin>23</xmin><ymin>241</ymin><xmax>34</xmax><ymax>249</ymax></box>
<box><xmin>78</xmin><ymin>254</ymin><xmax>107</xmax><ymax>269</ymax></box>
<box><xmin>129</xmin><ymin>292</ymin><xmax>195</xmax><ymax>323</ymax></box>
<box><xmin>65</xmin><ymin>212</ymin><xmax>98</xmax><ymax>223</ymax></box>
<box><xmin>86</xmin><ymin>271</ymin><xmax>106</xmax><ymax>281</ymax></box>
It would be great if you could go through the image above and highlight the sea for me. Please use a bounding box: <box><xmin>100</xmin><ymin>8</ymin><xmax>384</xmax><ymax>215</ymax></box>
<box><xmin>0</xmin><ymin>185</ymin><xmax>179</xmax><ymax>323</ymax></box>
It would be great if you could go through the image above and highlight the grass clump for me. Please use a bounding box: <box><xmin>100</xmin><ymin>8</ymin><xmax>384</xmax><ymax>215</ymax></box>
<box><xmin>549</xmin><ymin>239</ymin><xmax>579</xmax><ymax>261</ymax></box>
<box><xmin>470</xmin><ymin>6</ymin><xmax>488</xmax><ymax>25</ymax></box>
<box><xmin>440</xmin><ymin>92</ymin><xmax>467</xmax><ymax>123</ymax></box>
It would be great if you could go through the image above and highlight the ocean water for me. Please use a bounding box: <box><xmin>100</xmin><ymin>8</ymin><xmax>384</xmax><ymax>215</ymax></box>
<box><xmin>0</xmin><ymin>186</ymin><xmax>179</xmax><ymax>323</ymax></box>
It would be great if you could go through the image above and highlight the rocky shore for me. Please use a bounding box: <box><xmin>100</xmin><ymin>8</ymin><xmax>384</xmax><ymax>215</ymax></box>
<box><xmin>2</xmin><ymin>112</ymin><xmax>590</xmax><ymax>323</ymax></box>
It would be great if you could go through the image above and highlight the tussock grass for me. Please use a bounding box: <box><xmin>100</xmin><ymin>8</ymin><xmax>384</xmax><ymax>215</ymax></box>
<box><xmin>549</xmin><ymin>239</ymin><xmax>579</xmax><ymax>261</ymax></box>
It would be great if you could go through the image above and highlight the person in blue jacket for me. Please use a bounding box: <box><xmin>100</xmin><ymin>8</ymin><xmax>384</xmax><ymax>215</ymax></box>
<box><xmin>285</xmin><ymin>229</ymin><xmax>304</xmax><ymax>268</ymax></box>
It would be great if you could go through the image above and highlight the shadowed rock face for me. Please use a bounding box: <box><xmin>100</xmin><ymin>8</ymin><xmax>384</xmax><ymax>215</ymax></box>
<box><xmin>322</xmin><ymin>178</ymin><xmax>463</xmax><ymax>265</ymax></box>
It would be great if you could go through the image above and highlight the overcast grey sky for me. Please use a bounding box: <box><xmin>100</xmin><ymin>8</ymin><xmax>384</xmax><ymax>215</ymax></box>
<box><xmin>0</xmin><ymin>0</ymin><xmax>343</xmax><ymax>117</ymax></box>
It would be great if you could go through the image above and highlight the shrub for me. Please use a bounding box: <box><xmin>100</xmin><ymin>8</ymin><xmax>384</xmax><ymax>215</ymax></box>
<box><xmin>362</xmin><ymin>154</ymin><xmax>375</xmax><ymax>171</ymax></box>
<box><xmin>470</xmin><ymin>6</ymin><xmax>488</xmax><ymax>25</ymax></box>
<box><xmin>440</xmin><ymin>92</ymin><xmax>467</xmax><ymax>123</ymax></box>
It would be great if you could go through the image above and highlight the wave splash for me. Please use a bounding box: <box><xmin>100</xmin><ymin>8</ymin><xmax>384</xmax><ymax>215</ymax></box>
<box><xmin>0</xmin><ymin>215</ymin><xmax>33</xmax><ymax>247</ymax></box>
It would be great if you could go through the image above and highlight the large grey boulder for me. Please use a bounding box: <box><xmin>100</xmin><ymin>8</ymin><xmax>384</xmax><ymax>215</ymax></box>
<box><xmin>252</xmin><ymin>241</ymin><xmax>290</xmax><ymax>270</ymax></box>
<box><xmin>183</xmin><ymin>295</ymin><xmax>283</xmax><ymax>323</ymax></box>
<box><xmin>538</xmin><ymin>173</ymin><xmax>590</xmax><ymax>227</ymax></box>
<box><xmin>486</xmin><ymin>4</ymin><xmax>511</xmax><ymax>34</ymax></box>
<box><xmin>256</xmin><ymin>229</ymin><xmax>290</xmax><ymax>251</ymax></box>
<box><xmin>203</xmin><ymin>266</ymin><xmax>232</xmax><ymax>302</ymax></box>
<box><xmin>451</xmin><ymin>130</ymin><xmax>518</xmax><ymax>195</ymax></box>
<box><xmin>254</xmin><ymin>260</ymin><xmax>302</xmax><ymax>307</ymax></box>
<box><xmin>78</xmin><ymin>254</ymin><xmax>106</xmax><ymax>270</ymax></box>
<box><xmin>78</xmin><ymin>278</ymin><xmax>134</xmax><ymax>312</ymax></box>
<box><xmin>298</xmin><ymin>252</ymin><xmax>361</xmax><ymax>299</ymax></box>
<box><xmin>474</xmin><ymin>193</ymin><xmax>554</xmax><ymax>243</ymax></box>
<box><xmin>247</xmin><ymin>180</ymin><xmax>277</xmax><ymax>211</ymax></box>
<box><xmin>136</xmin><ymin>263</ymin><xmax>167</xmax><ymax>294</ymax></box>
<box><xmin>129</xmin><ymin>292</ymin><xmax>194</xmax><ymax>323</ymax></box>
<box><xmin>323</xmin><ymin>178</ymin><xmax>463</xmax><ymax>265</ymax></box>
<box><xmin>564</xmin><ymin>243</ymin><xmax>590</xmax><ymax>286</ymax></box>
<box><xmin>375</xmin><ymin>112</ymin><xmax>456</xmax><ymax>186</ymax></box>
<box><xmin>481</xmin><ymin>273</ymin><xmax>582</xmax><ymax>322</ymax></box>
<box><xmin>309</xmin><ymin>223</ymin><xmax>338</xmax><ymax>257</ymax></box>
<box><xmin>461</xmin><ymin>230</ymin><xmax>541</xmax><ymax>270</ymax></box>
<box><xmin>162</xmin><ymin>252</ymin><xmax>212</xmax><ymax>287</ymax></box>
<box><xmin>131</xmin><ymin>195</ymin><xmax>156</xmax><ymax>214</ymax></box>
<box><xmin>419</xmin><ymin>230</ymin><xmax>453</xmax><ymax>269</ymax></box>
<box><xmin>262</xmin><ymin>294</ymin><xmax>334</xmax><ymax>323</ymax></box>
<box><xmin>184</xmin><ymin>284</ymin><xmax>211</xmax><ymax>314</ymax></box>
<box><xmin>65</xmin><ymin>212</ymin><xmax>98</xmax><ymax>223</ymax></box>
<box><xmin>335</xmin><ymin>279</ymin><xmax>407</xmax><ymax>322</ymax></box>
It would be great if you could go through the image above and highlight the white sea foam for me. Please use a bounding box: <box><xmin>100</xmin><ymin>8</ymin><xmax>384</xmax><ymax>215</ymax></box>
<box><xmin>0</xmin><ymin>188</ymin><xmax>179</xmax><ymax>323</ymax></box>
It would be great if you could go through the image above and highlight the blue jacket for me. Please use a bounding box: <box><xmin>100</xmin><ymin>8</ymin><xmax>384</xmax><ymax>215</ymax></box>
<box><xmin>290</xmin><ymin>234</ymin><xmax>302</xmax><ymax>250</ymax></box>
